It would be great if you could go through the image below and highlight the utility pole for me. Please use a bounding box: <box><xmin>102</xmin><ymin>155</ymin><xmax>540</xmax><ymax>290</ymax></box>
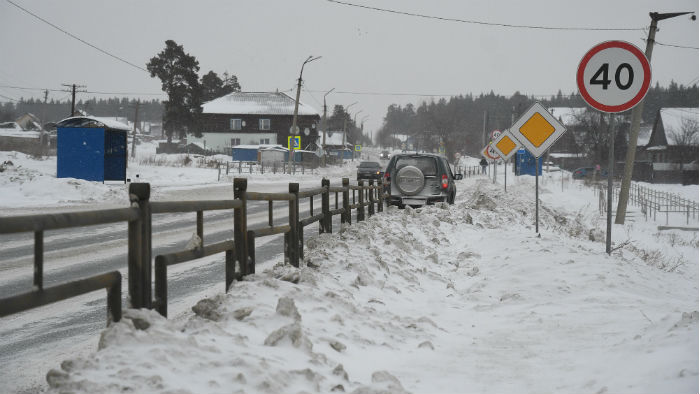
<box><xmin>482</xmin><ymin>110</ymin><xmax>488</xmax><ymax>147</ymax></box>
<box><xmin>615</xmin><ymin>11</ymin><xmax>695</xmax><ymax>224</ymax></box>
<box><xmin>41</xmin><ymin>89</ymin><xmax>48</xmax><ymax>128</ymax></box>
<box><xmin>62</xmin><ymin>83</ymin><xmax>86</xmax><ymax>117</ymax></box>
<box><xmin>342</xmin><ymin>102</ymin><xmax>358</xmax><ymax>165</ymax></box>
<box><xmin>131</xmin><ymin>100</ymin><xmax>140</xmax><ymax>159</ymax></box>
<box><xmin>352</xmin><ymin>110</ymin><xmax>363</xmax><ymax>161</ymax></box>
<box><xmin>288</xmin><ymin>55</ymin><xmax>321</xmax><ymax>174</ymax></box>
<box><xmin>321</xmin><ymin>88</ymin><xmax>334</xmax><ymax>167</ymax></box>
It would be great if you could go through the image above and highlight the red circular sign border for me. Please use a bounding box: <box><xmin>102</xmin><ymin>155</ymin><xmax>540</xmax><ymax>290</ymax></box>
<box><xmin>576</xmin><ymin>40</ymin><xmax>651</xmax><ymax>113</ymax></box>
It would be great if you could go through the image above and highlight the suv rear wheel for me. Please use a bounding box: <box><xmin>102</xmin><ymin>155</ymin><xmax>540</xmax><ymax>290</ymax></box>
<box><xmin>395</xmin><ymin>166</ymin><xmax>425</xmax><ymax>195</ymax></box>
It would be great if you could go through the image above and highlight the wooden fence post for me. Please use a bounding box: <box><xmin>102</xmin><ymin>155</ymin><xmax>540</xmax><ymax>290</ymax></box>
<box><xmin>233</xmin><ymin>178</ymin><xmax>248</xmax><ymax>277</ymax></box>
<box><xmin>377</xmin><ymin>179</ymin><xmax>384</xmax><ymax>212</ymax></box>
<box><xmin>321</xmin><ymin>178</ymin><xmax>331</xmax><ymax>234</ymax></box>
<box><xmin>128</xmin><ymin>182</ymin><xmax>151</xmax><ymax>309</ymax></box>
<box><xmin>247</xmin><ymin>230</ymin><xmax>256</xmax><ymax>274</ymax></box>
<box><xmin>367</xmin><ymin>180</ymin><xmax>375</xmax><ymax>217</ymax></box>
<box><xmin>288</xmin><ymin>183</ymin><xmax>299</xmax><ymax>267</ymax></box>
<box><xmin>358</xmin><ymin>180</ymin><xmax>365</xmax><ymax>222</ymax></box>
<box><xmin>342</xmin><ymin>178</ymin><xmax>351</xmax><ymax>225</ymax></box>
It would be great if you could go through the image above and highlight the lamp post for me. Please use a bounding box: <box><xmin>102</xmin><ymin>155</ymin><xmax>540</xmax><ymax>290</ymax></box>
<box><xmin>361</xmin><ymin>114</ymin><xmax>369</xmax><ymax>143</ymax></box>
<box><xmin>321</xmin><ymin>88</ymin><xmax>335</xmax><ymax>167</ymax></box>
<box><xmin>288</xmin><ymin>55</ymin><xmax>321</xmax><ymax>174</ymax></box>
<box><xmin>615</xmin><ymin>11</ymin><xmax>696</xmax><ymax>224</ymax></box>
<box><xmin>351</xmin><ymin>110</ymin><xmax>363</xmax><ymax>161</ymax></box>
<box><xmin>342</xmin><ymin>101</ymin><xmax>358</xmax><ymax>165</ymax></box>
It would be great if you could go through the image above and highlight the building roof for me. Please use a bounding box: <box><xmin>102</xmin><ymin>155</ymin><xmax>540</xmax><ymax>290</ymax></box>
<box><xmin>548</xmin><ymin>107</ymin><xmax>587</xmax><ymax>126</ymax></box>
<box><xmin>56</xmin><ymin>116</ymin><xmax>131</xmax><ymax>131</ymax></box>
<box><xmin>659</xmin><ymin>108</ymin><xmax>698</xmax><ymax>146</ymax></box>
<box><xmin>202</xmin><ymin>92</ymin><xmax>320</xmax><ymax>116</ymax></box>
<box><xmin>322</xmin><ymin>131</ymin><xmax>352</xmax><ymax>147</ymax></box>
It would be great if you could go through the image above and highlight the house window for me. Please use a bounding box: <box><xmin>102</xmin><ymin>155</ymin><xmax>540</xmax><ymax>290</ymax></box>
<box><xmin>230</xmin><ymin>119</ymin><xmax>242</xmax><ymax>130</ymax></box>
<box><xmin>260</xmin><ymin>138</ymin><xmax>270</xmax><ymax>145</ymax></box>
<box><xmin>231</xmin><ymin>138</ymin><xmax>241</xmax><ymax>146</ymax></box>
<box><xmin>259</xmin><ymin>118</ymin><xmax>270</xmax><ymax>130</ymax></box>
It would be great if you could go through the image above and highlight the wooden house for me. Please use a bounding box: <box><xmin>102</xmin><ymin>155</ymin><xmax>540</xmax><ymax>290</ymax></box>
<box><xmin>189</xmin><ymin>92</ymin><xmax>320</xmax><ymax>154</ymax></box>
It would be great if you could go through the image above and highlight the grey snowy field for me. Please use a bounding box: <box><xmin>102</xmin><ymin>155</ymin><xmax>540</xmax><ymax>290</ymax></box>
<box><xmin>0</xmin><ymin>145</ymin><xmax>698</xmax><ymax>394</ymax></box>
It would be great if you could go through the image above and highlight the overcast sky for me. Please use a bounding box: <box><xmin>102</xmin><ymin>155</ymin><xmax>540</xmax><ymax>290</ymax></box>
<box><xmin>1</xmin><ymin>0</ymin><xmax>697</xmax><ymax>136</ymax></box>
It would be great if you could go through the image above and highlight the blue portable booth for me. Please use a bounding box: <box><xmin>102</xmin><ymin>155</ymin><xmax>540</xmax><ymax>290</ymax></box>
<box><xmin>56</xmin><ymin>116</ymin><xmax>129</xmax><ymax>182</ymax></box>
<box><xmin>232</xmin><ymin>145</ymin><xmax>260</xmax><ymax>162</ymax></box>
<box><xmin>514</xmin><ymin>149</ymin><xmax>543</xmax><ymax>176</ymax></box>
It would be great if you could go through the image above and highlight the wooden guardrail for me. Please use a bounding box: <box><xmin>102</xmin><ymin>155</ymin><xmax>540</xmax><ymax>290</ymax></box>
<box><xmin>0</xmin><ymin>177</ymin><xmax>383</xmax><ymax>323</ymax></box>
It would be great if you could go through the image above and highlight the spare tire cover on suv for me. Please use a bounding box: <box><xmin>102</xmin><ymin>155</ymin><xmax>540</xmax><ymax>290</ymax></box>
<box><xmin>396</xmin><ymin>165</ymin><xmax>425</xmax><ymax>195</ymax></box>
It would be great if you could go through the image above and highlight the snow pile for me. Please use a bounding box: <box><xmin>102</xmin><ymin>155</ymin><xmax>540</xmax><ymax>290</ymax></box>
<box><xmin>44</xmin><ymin>179</ymin><xmax>698</xmax><ymax>394</ymax></box>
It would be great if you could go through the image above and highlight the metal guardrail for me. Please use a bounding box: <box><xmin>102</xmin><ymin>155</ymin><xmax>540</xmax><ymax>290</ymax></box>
<box><xmin>598</xmin><ymin>183</ymin><xmax>698</xmax><ymax>225</ymax></box>
<box><xmin>218</xmin><ymin>160</ymin><xmax>318</xmax><ymax>180</ymax></box>
<box><xmin>0</xmin><ymin>177</ymin><xmax>384</xmax><ymax>324</ymax></box>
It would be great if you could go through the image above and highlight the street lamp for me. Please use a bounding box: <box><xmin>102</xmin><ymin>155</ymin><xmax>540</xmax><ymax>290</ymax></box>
<box><xmin>360</xmin><ymin>115</ymin><xmax>370</xmax><ymax>147</ymax></box>
<box><xmin>615</xmin><ymin>11</ymin><xmax>696</xmax><ymax>224</ymax></box>
<box><xmin>350</xmin><ymin>110</ymin><xmax>363</xmax><ymax>161</ymax></box>
<box><xmin>342</xmin><ymin>101</ymin><xmax>358</xmax><ymax>164</ymax></box>
<box><xmin>288</xmin><ymin>55</ymin><xmax>321</xmax><ymax>173</ymax></box>
<box><xmin>321</xmin><ymin>88</ymin><xmax>335</xmax><ymax>167</ymax></box>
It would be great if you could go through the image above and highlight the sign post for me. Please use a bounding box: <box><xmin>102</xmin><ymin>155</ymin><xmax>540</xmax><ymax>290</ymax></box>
<box><xmin>577</xmin><ymin>40</ymin><xmax>651</xmax><ymax>254</ymax></box>
<box><xmin>509</xmin><ymin>103</ymin><xmax>567</xmax><ymax>235</ymax></box>
<box><xmin>491</xmin><ymin>130</ymin><xmax>521</xmax><ymax>193</ymax></box>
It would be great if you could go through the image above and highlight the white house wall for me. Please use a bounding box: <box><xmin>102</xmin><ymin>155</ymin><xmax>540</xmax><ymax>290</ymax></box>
<box><xmin>189</xmin><ymin>132</ymin><xmax>277</xmax><ymax>153</ymax></box>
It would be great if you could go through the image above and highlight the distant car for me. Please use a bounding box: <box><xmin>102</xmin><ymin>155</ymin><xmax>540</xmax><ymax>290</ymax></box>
<box><xmin>383</xmin><ymin>153</ymin><xmax>462</xmax><ymax>208</ymax></box>
<box><xmin>379</xmin><ymin>151</ymin><xmax>391</xmax><ymax>160</ymax></box>
<box><xmin>572</xmin><ymin>167</ymin><xmax>608</xmax><ymax>179</ymax></box>
<box><xmin>356</xmin><ymin>161</ymin><xmax>383</xmax><ymax>181</ymax></box>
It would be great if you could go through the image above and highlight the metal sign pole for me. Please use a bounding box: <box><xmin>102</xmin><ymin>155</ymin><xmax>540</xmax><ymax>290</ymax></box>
<box><xmin>606</xmin><ymin>113</ymin><xmax>615</xmax><ymax>254</ymax></box>
<box><xmin>493</xmin><ymin>160</ymin><xmax>497</xmax><ymax>184</ymax></box>
<box><xmin>504</xmin><ymin>158</ymin><xmax>507</xmax><ymax>192</ymax></box>
<box><xmin>536</xmin><ymin>158</ymin><xmax>539</xmax><ymax>235</ymax></box>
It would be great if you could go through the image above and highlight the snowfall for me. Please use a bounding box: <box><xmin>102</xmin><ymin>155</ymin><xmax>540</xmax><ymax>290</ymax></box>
<box><xmin>0</xmin><ymin>141</ymin><xmax>698</xmax><ymax>394</ymax></box>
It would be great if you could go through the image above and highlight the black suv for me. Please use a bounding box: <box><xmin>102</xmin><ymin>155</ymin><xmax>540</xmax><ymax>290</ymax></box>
<box><xmin>356</xmin><ymin>161</ymin><xmax>383</xmax><ymax>180</ymax></box>
<box><xmin>383</xmin><ymin>153</ymin><xmax>462</xmax><ymax>207</ymax></box>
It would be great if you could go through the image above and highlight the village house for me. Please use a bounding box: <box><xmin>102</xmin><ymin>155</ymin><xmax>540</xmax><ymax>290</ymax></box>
<box><xmin>188</xmin><ymin>91</ymin><xmax>321</xmax><ymax>154</ymax></box>
<box><xmin>642</xmin><ymin>107</ymin><xmax>699</xmax><ymax>184</ymax></box>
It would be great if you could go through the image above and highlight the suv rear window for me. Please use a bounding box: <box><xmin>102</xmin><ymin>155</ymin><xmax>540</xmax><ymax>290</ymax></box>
<box><xmin>359</xmin><ymin>162</ymin><xmax>380</xmax><ymax>168</ymax></box>
<box><xmin>395</xmin><ymin>156</ymin><xmax>437</xmax><ymax>176</ymax></box>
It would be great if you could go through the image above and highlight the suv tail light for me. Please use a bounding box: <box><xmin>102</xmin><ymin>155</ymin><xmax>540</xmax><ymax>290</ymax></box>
<box><xmin>441</xmin><ymin>174</ymin><xmax>448</xmax><ymax>189</ymax></box>
<box><xmin>383</xmin><ymin>171</ymin><xmax>390</xmax><ymax>186</ymax></box>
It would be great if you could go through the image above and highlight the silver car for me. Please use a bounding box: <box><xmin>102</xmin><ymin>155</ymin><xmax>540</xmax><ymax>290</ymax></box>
<box><xmin>382</xmin><ymin>153</ymin><xmax>462</xmax><ymax>208</ymax></box>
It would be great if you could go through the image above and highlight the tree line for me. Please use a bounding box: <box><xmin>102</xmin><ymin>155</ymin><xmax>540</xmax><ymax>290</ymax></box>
<box><xmin>0</xmin><ymin>97</ymin><xmax>163</xmax><ymax>126</ymax></box>
<box><xmin>375</xmin><ymin>82</ymin><xmax>698</xmax><ymax>162</ymax></box>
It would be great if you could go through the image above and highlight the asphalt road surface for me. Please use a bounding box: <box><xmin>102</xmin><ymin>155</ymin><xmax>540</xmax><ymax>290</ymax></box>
<box><xmin>0</xmin><ymin>181</ymin><xmax>356</xmax><ymax>393</ymax></box>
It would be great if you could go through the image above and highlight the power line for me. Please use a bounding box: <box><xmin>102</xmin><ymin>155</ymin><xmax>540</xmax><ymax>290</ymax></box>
<box><xmin>656</xmin><ymin>40</ymin><xmax>699</xmax><ymax>50</ymax></box>
<box><xmin>326</xmin><ymin>0</ymin><xmax>644</xmax><ymax>31</ymax></box>
<box><xmin>0</xmin><ymin>93</ymin><xmax>19</xmax><ymax>102</ymax></box>
<box><xmin>85</xmin><ymin>90</ymin><xmax>166</xmax><ymax>96</ymax></box>
<box><xmin>5</xmin><ymin>0</ymin><xmax>149</xmax><ymax>73</ymax></box>
<box><xmin>0</xmin><ymin>84</ymin><xmax>166</xmax><ymax>96</ymax></box>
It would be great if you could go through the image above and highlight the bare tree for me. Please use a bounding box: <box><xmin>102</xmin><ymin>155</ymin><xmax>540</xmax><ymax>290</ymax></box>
<box><xmin>668</xmin><ymin>118</ymin><xmax>699</xmax><ymax>171</ymax></box>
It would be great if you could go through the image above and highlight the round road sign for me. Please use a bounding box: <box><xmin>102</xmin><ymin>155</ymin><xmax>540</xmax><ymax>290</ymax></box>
<box><xmin>576</xmin><ymin>40</ymin><xmax>651</xmax><ymax>113</ymax></box>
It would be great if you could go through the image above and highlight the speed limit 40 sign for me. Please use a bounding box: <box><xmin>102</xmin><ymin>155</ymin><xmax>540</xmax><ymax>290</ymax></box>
<box><xmin>577</xmin><ymin>40</ymin><xmax>651</xmax><ymax>113</ymax></box>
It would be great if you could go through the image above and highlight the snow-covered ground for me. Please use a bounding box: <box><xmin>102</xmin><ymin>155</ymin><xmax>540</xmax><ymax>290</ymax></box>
<box><xmin>1</xmin><ymin>145</ymin><xmax>698</xmax><ymax>393</ymax></box>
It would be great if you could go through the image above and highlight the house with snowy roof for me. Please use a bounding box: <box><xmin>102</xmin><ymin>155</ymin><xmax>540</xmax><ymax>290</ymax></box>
<box><xmin>189</xmin><ymin>91</ymin><xmax>320</xmax><ymax>154</ymax></box>
<box><xmin>642</xmin><ymin>108</ymin><xmax>698</xmax><ymax>184</ymax></box>
<box><xmin>547</xmin><ymin>107</ymin><xmax>586</xmax><ymax>155</ymax></box>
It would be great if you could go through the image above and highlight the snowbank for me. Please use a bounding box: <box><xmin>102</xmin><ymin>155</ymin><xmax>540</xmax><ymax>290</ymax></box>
<box><xmin>42</xmin><ymin>178</ymin><xmax>698</xmax><ymax>394</ymax></box>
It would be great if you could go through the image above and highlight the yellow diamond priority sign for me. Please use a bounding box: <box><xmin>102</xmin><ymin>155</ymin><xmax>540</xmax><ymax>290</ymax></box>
<box><xmin>491</xmin><ymin>130</ymin><xmax>521</xmax><ymax>160</ymax></box>
<box><xmin>510</xmin><ymin>102</ymin><xmax>566</xmax><ymax>158</ymax></box>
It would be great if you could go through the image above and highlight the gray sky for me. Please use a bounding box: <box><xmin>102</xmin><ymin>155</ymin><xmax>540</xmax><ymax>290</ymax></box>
<box><xmin>1</xmin><ymin>0</ymin><xmax>698</xmax><ymax>136</ymax></box>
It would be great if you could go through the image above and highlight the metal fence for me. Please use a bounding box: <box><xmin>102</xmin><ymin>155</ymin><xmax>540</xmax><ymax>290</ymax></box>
<box><xmin>0</xmin><ymin>177</ymin><xmax>383</xmax><ymax>324</ymax></box>
<box><xmin>598</xmin><ymin>182</ymin><xmax>698</xmax><ymax>225</ymax></box>
<box><xmin>218</xmin><ymin>161</ymin><xmax>319</xmax><ymax>179</ymax></box>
